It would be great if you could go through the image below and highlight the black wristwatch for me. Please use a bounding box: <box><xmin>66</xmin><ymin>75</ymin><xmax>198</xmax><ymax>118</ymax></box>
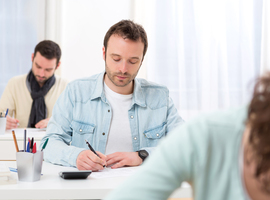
<box><xmin>137</xmin><ymin>150</ymin><xmax>149</xmax><ymax>162</ymax></box>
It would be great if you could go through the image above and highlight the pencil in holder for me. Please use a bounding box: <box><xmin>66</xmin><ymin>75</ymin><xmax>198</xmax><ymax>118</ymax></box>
<box><xmin>16</xmin><ymin>151</ymin><xmax>43</xmax><ymax>182</ymax></box>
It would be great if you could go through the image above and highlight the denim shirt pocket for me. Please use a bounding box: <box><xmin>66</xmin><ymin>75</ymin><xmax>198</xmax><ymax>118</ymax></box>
<box><xmin>143</xmin><ymin>122</ymin><xmax>167</xmax><ymax>147</ymax></box>
<box><xmin>70</xmin><ymin>121</ymin><xmax>96</xmax><ymax>147</ymax></box>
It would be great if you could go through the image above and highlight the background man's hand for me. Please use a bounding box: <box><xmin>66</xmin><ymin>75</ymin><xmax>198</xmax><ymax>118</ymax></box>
<box><xmin>6</xmin><ymin>115</ymin><xmax>19</xmax><ymax>130</ymax></box>
<box><xmin>35</xmin><ymin>118</ymin><xmax>50</xmax><ymax>128</ymax></box>
<box><xmin>76</xmin><ymin>150</ymin><xmax>107</xmax><ymax>171</ymax></box>
<box><xmin>106</xmin><ymin>152</ymin><xmax>143</xmax><ymax>169</ymax></box>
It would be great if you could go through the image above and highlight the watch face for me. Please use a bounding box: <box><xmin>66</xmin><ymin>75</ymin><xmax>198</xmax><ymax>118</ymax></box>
<box><xmin>139</xmin><ymin>150</ymin><xmax>149</xmax><ymax>160</ymax></box>
<box><xmin>140</xmin><ymin>150</ymin><xmax>148</xmax><ymax>157</ymax></box>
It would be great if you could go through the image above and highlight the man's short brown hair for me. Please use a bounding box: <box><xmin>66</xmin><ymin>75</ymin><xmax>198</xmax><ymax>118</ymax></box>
<box><xmin>103</xmin><ymin>20</ymin><xmax>148</xmax><ymax>60</ymax></box>
<box><xmin>34</xmin><ymin>40</ymin><xmax>61</xmax><ymax>66</ymax></box>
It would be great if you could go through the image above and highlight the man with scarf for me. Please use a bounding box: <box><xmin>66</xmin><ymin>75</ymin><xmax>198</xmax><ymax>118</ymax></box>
<box><xmin>0</xmin><ymin>40</ymin><xmax>68</xmax><ymax>129</ymax></box>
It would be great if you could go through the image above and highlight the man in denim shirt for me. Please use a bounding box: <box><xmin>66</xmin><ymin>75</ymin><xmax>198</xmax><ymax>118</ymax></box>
<box><xmin>40</xmin><ymin>20</ymin><xmax>184</xmax><ymax>171</ymax></box>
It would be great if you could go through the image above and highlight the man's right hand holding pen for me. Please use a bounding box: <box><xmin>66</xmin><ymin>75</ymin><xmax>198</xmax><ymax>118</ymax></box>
<box><xmin>6</xmin><ymin>115</ymin><xmax>19</xmax><ymax>130</ymax></box>
<box><xmin>76</xmin><ymin>150</ymin><xmax>107</xmax><ymax>171</ymax></box>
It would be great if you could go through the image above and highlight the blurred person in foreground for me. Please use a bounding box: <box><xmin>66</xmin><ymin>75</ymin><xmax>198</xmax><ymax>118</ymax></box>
<box><xmin>105</xmin><ymin>72</ymin><xmax>270</xmax><ymax>200</ymax></box>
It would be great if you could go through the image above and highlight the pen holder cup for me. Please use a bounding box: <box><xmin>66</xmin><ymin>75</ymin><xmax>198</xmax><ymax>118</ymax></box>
<box><xmin>16</xmin><ymin>151</ymin><xmax>43</xmax><ymax>182</ymax></box>
<box><xmin>0</xmin><ymin>117</ymin><xmax>6</xmax><ymax>135</ymax></box>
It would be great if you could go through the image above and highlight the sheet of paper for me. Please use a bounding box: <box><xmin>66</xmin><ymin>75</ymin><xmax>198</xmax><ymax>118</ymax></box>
<box><xmin>26</xmin><ymin>128</ymin><xmax>47</xmax><ymax>132</ymax></box>
<box><xmin>90</xmin><ymin>167</ymin><xmax>137</xmax><ymax>179</ymax></box>
<box><xmin>0</xmin><ymin>162</ymin><xmax>11</xmax><ymax>177</ymax></box>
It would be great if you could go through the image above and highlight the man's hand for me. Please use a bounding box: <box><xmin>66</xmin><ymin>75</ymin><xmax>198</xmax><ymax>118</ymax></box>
<box><xmin>76</xmin><ymin>150</ymin><xmax>107</xmax><ymax>171</ymax></box>
<box><xmin>106</xmin><ymin>152</ymin><xmax>143</xmax><ymax>169</ymax></box>
<box><xmin>35</xmin><ymin>118</ymin><xmax>50</xmax><ymax>128</ymax></box>
<box><xmin>6</xmin><ymin>115</ymin><xmax>19</xmax><ymax>130</ymax></box>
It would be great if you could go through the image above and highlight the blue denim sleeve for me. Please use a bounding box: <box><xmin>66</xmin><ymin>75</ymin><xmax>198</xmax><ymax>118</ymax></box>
<box><xmin>39</xmin><ymin>85</ymin><xmax>85</xmax><ymax>167</ymax></box>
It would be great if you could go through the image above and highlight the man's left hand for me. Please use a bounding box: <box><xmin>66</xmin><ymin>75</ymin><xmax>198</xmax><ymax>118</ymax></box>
<box><xmin>106</xmin><ymin>152</ymin><xmax>143</xmax><ymax>169</ymax></box>
<box><xmin>35</xmin><ymin>118</ymin><xmax>50</xmax><ymax>128</ymax></box>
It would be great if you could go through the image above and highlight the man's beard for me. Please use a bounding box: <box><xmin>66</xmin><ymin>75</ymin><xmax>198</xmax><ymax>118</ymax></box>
<box><xmin>105</xmin><ymin>64</ymin><xmax>138</xmax><ymax>87</ymax></box>
<box><xmin>35</xmin><ymin>75</ymin><xmax>48</xmax><ymax>84</ymax></box>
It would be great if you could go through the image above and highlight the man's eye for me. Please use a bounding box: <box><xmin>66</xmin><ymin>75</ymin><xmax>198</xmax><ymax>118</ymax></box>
<box><xmin>113</xmin><ymin>59</ymin><xmax>120</xmax><ymax>62</ymax></box>
<box><xmin>130</xmin><ymin>60</ymin><xmax>138</xmax><ymax>64</ymax></box>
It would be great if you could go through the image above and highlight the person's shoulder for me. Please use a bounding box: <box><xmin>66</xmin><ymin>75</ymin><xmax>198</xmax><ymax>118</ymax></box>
<box><xmin>201</xmin><ymin>106</ymin><xmax>247</xmax><ymax>127</ymax></box>
<box><xmin>136</xmin><ymin>78</ymin><xmax>169</xmax><ymax>95</ymax></box>
<box><xmin>9</xmin><ymin>74</ymin><xmax>27</xmax><ymax>82</ymax></box>
<box><xmin>137</xmin><ymin>78</ymin><xmax>168</xmax><ymax>89</ymax></box>
<box><xmin>168</xmin><ymin>107</ymin><xmax>247</xmax><ymax>155</ymax></box>
<box><xmin>184</xmin><ymin>106</ymin><xmax>247</xmax><ymax>139</ymax></box>
<box><xmin>67</xmin><ymin>73</ymin><xmax>100</xmax><ymax>88</ymax></box>
<box><xmin>6</xmin><ymin>74</ymin><xmax>27</xmax><ymax>87</ymax></box>
<box><xmin>65</xmin><ymin>73</ymin><xmax>101</xmax><ymax>100</ymax></box>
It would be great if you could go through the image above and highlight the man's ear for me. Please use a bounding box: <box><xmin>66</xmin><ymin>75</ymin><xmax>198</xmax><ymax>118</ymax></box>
<box><xmin>56</xmin><ymin>61</ymin><xmax>61</xmax><ymax>70</ymax></box>
<box><xmin>102</xmin><ymin>46</ymin><xmax>106</xmax><ymax>61</ymax></box>
<box><xmin>31</xmin><ymin>53</ymin><xmax>34</xmax><ymax>62</ymax></box>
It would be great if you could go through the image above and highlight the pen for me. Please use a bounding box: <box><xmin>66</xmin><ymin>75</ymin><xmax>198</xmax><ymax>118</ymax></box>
<box><xmin>24</xmin><ymin>129</ymin><xmax>26</xmax><ymax>152</ymax></box>
<box><xmin>30</xmin><ymin>137</ymin><xmax>34</xmax><ymax>153</ymax></box>
<box><xmin>5</xmin><ymin>108</ymin><xmax>9</xmax><ymax>117</ymax></box>
<box><xmin>41</xmin><ymin>138</ymin><xmax>49</xmax><ymax>151</ymax></box>
<box><xmin>12</xmin><ymin>130</ymin><xmax>19</xmax><ymax>152</ymax></box>
<box><xmin>26</xmin><ymin>141</ymin><xmax>30</xmax><ymax>152</ymax></box>
<box><xmin>32</xmin><ymin>142</ymin><xmax>36</xmax><ymax>153</ymax></box>
<box><xmin>9</xmin><ymin>167</ymin><xmax>17</xmax><ymax>172</ymax></box>
<box><xmin>85</xmin><ymin>139</ymin><xmax>106</xmax><ymax>168</ymax></box>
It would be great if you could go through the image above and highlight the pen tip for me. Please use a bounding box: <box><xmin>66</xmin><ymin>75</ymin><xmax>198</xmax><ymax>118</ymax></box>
<box><xmin>85</xmin><ymin>139</ymin><xmax>87</xmax><ymax>142</ymax></box>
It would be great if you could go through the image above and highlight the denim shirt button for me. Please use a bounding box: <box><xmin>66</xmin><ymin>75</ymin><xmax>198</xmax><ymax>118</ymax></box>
<box><xmin>79</xmin><ymin>129</ymin><xmax>82</xmax><ymax>132</ymax></box>
<box><xmin>130</xmin><ymin>115</ymin><xmax>134</xmax><ymax>119</ymax></box>
<box><xmin>134</xmin><ymin>137</ymin><xmax>137</xmax><ymax>140</ymax></box>
<box><xmin>156</xmin><ymin>133</ymin><xmax>159</xmax><ymax>137</ymax></box>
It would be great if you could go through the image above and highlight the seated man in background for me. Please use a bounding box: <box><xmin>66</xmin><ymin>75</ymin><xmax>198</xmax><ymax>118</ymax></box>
<box><xmin>105</xmin><ymin>73</ymin><xmax>270</xmax><ymax>200</ymax></box>
<box><xmin>0</xmin><ymin>40</ymin><xmax>68</xmax><ymax>129</ymax></box>
<box><xmin>40</xmin><ymin>20</ymin><xmax>184</xmax><ymax>171</ymax></box>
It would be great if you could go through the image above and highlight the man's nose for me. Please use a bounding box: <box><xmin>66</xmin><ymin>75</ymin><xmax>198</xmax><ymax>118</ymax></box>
<box><xmin>38</xmin><ymin>69</ymin><xmax>45</xmax><ymax>77</ymax></box>
<box><xmin>119</xmin><ymin>62</ymin><xmax>128</xmax><ymax>74</ymax></box>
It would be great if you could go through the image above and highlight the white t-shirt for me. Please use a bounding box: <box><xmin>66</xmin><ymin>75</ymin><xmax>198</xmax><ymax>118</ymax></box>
<box><xmin>104</xmin><ymin>82</ymin><xmax>133</xmax><ymax>155</ymax></box>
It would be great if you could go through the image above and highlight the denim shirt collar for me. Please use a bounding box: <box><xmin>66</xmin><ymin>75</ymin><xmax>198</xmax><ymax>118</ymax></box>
<box><xmin>90</xmin><ymin>72</ymin><xmax>106</xmax><ymax>102</ymax></box>
<box><xmin>133</xmin><ymin>78</ymin><xmax>146</xmax><ymax>108</ymax></box>
<box><xmin>90</xmin><ymin>72</ymin><xmax>146</xmax><ymax>108</ymax></box>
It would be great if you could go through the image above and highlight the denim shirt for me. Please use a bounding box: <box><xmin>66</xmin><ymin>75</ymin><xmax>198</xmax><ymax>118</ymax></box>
<box><xmin>40</xmin><ymin>72</ymin><xmax>184</xmax><ymax>167</ymax></box>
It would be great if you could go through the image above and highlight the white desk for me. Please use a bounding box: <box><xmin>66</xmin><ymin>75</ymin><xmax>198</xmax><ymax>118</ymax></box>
<box><xmin>0</xmin><ymin>129</ymin><xmax>46</xmax><ymax>160</ymax></box>
<box><xmin>0</xmin><ymin>161</ymin><xmax>192</xmax><ymax>200</ymax></box>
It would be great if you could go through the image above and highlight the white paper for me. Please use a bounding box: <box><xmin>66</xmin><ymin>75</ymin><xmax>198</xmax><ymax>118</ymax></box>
<box><xmin>90</xmin><ymin>167</ymin><xmax>137</xmax><ymax>179</ymax></box>
<box><xmin>0</xmin><ymin>162</ymin><xmax>11</xmax><ymax>177</ymax></box>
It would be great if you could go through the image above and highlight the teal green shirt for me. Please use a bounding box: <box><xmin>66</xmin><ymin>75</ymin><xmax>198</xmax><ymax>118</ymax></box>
<box><xmin>105</xmin><ymin>107</ymin><xmax>249</xmax><ymax>200</ymax></box>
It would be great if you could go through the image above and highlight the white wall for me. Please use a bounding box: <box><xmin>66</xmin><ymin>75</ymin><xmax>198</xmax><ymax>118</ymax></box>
<box><xmin>59</xmin><ymin>0</ymin><xmax>139</xmax><ymax>81</ymax></box>
<box><xmin>261</xmin><ymin>0</ymin><xmax>270</xmax><ymax>73</ymax></box>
